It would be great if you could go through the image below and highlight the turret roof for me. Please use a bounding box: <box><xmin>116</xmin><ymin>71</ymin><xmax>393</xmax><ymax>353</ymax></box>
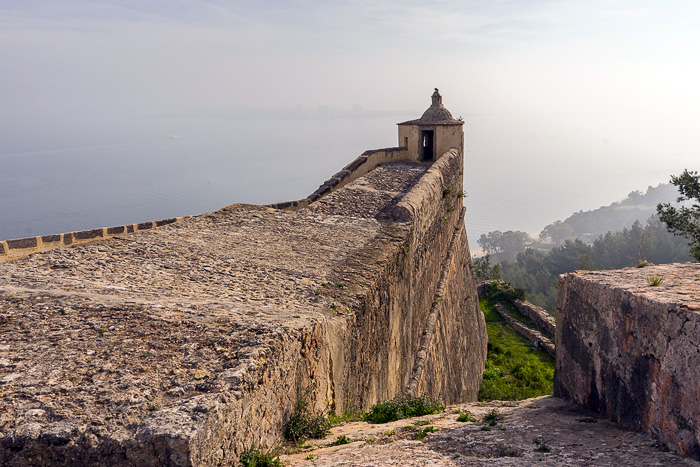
<box><xmin>398</xmin><ymin>89</ymin><xmax>463</xmax><ymax>126</ymax></box>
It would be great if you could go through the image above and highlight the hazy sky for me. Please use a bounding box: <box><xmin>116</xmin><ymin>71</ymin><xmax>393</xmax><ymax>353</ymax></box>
<box><xmin>2</xmin><ymin>0</ymin><xmax>700</xmax><ymax>236</ymax></box>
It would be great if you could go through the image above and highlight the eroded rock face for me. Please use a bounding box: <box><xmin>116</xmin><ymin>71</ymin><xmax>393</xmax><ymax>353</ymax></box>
<box><xmin>554</xmin><ymin>264</ymin><xmax>700</xmax><ymax>459</ymax></box>
<box><xmin>0</xmin><ymin>152</ymin><xmax>486</xmax><ymax>465</ymax></box>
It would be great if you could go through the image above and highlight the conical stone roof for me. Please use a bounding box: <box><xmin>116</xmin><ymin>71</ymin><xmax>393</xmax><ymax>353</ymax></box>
<box><xmin>399</xmin><ymin>89</ymin><xmax>463</xmax><ymax>126</ymax></box>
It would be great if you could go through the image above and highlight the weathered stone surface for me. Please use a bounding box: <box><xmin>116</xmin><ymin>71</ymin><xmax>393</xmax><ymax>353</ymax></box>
<box><xmin>0</xmin><ymin>154</ymin><xmax>486</xmax><ymax>465</ymax></box>
<box><xmin>280</xmin><ymin>396</ymin><xmax>698</xmax><ymax>466</ymax></box>
<box><xmin>555</xmin><ymin>263</ymin><xmax>700</xmax><ymax>459</ymax></box>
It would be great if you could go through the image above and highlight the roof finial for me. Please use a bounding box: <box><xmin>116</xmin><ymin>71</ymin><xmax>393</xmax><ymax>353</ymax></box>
<box><xmin>431</xmin><ymin>88</ymin><xmax>442</xmax><ymax>106</ymax></box>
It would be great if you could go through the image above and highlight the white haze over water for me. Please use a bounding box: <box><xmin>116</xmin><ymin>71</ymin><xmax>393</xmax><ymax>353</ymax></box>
<box><xmin>2</xmin><ymin>1</ymin><xmax>700</xmax><ymax>243</ymax></box>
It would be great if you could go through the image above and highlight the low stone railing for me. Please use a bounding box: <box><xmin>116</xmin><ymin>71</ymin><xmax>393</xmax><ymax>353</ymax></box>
<box><xmin>0</xmin><ymin>216</ymin><xmax>189</xmax><ymax>263</ymax></box>
<box><xmin>512</xmin><ymin>299</ymin><xmax>555</xmax><ymax>338</ymax></box>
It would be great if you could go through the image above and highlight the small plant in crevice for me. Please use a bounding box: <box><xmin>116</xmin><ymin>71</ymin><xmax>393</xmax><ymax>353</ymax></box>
<box><xmin>363</xmin><ymin>394</ymin><xmax>445</xmax><ymax>424</ymax></box>
<box><xmin>533</xmin><ymin>437</ymin><xmax>551</xmax><ymax>453</ymax></box>
<box><xmin>415</xmin><ymin>425</ymin><xmax>438</xmax><ymax>440</ymax></box>
<box><xmin>577</xmin><ymin>417</ymin><xmax>598</xmax><ymax>423</ymax></box>
<box><xmin>646</xmin><ymin>275</ymin><xmax>664</xmax><ymax>286</ymax></box>
<box><xmin>651</xmin><ymin>439</ymin><xmax>671</xmax><ymax>452</ymax></box>
<box><xmin>497</xmin><ymin>444</ymin><xmax>522</xmax><ymax>457</ymax></box>
<box><xmin>483</xmin><ymin>409</ymin><xmax>502</xmax><ymax>422</ymax></box>
<box><xmin>239</xmin><ymin>447</ymin><xmax>281</xmax><ymax>467</ymax></box>
<box><xmin>328</xmin><ymin>434</ymin><xmax>352</xmax><ymax>446</ymax></box>
<box><xmin>456</xmin><ymin>190</ymin><xmax>467</xmax><ymax>198</ymax></box>
<box><xmin>456</xmin><ymin>410</ymin><xmax>477</xmax><ymax>422</ymax></box>
<box><xmin>442</xmin><ymin>185</ymin><xmax>453</xmax><ymax>197</ymax></box>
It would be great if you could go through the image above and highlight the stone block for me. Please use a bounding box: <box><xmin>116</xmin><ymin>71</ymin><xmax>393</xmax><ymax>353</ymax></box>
<box><xmin>107</xmin><ymin>226</ymin><xmax>127</xmax><ymax>235</ymax></box>
<box><xmin>73</xmin><ymin>229</ymin><xmax>103</xmax><ymax>240</ymax></box>
<box><xmin>155</xmin><ymin>218</ymin><xmax>177</xmax><ymax>227</ymax></box>
<box><xmin>7</xmin><ymin>237</ymin><xmax>38</xmax><ymax>250</ymax></box>
<box><xmin>41</xmin><ymin>235</ymin><xmax>61</xmax><ymax>243</ymax></box>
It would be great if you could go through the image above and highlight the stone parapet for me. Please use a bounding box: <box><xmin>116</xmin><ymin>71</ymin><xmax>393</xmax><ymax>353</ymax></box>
<box><xmin>266</xmin><ymin>147</ymin><xmax>408</xmax><ymax>210</ymax></box>
<box><xmin>0</xmin><ymin>217</ymin><xmax>188</xmax><ymax>263</ymax></box>
<box><xmin>554</xmin><ymin>264</ymin><xmax>700</xmax><ymax>459</ymax></box>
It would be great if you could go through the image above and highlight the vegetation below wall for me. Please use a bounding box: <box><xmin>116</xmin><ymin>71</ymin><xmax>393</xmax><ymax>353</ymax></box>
<box><xmin>478</xmin><ymin>297</ymin><xmax>554</xmax><ymax>401</ymax></box>
<box><xmin>476</xmin><ymin>216</ymin><xmax>694</xmax><ymax>312</ymax></box>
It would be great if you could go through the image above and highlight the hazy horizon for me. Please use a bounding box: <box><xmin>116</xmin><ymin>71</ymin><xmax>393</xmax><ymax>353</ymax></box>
<box><xmin>2</xmin><ymin>1</ymin><xmax>699</xmax><ymax>242</ymax></box>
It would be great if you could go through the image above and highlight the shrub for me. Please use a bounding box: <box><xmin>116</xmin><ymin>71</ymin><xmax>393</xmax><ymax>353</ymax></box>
<box><xmin>284</xmin><ymin>397</ymin><xmax>331</xmax><ymax>443</ymax></box>
<box><xmin>239</xmin><ymin>447</ymin><xmax>281</xmax><ymax>467</ymax></box>
<box><xmin>487</xmin><ymin>281</ymin><xmax>526</xmax><ymax>302</ymax></box>
<box><xmin>363</xmin><ymin>394</ymin><xmax>445</xmax><ymax>424</ymax></box>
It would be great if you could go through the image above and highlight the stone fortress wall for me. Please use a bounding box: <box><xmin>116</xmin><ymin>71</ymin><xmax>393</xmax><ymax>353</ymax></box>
<box><xmin>555</xmin><ymin>264</ymin><xmax>700</xmax><ymax>459</ymax></box>
<box><xmin>0</xmin><ymin>90</ymin><xmax>488</xmax><ymax>465</ymax></box>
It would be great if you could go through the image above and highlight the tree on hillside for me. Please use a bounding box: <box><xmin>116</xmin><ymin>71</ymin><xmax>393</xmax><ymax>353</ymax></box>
<box><xmin>539</xmin><ymin>220</ymin><xmax>574</xmax><ymax>244</ymax></box>
<box><xmin>472</xmin><ymin>254</ymin><xmax>501</xmax><ymax>282</ymax></box>
<box><xmin>657</xmin><ymin>170</ymin><xmax>700</xmax><ymax>261</ymax></box>
<box><xmin>478</xmin><ymin>230</ymin><xmax>532</xmax><ymax>262</ymax></box>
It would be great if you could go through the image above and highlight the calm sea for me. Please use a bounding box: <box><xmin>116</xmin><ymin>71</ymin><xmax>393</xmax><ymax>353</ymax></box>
<box><xmin>0</xmin><ymin>114</ymin><xmax>677</xmax><ymax>247</ymax></box>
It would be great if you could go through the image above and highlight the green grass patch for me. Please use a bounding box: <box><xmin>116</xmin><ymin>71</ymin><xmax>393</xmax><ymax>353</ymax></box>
<box><xmin>363</xmin><ymin>394</ymin><xmax>445</xmax><ymax>424</ymax></box>
<box><xmin>479</xmin><ymin>298</ymin><xmax>554</xmax><ymax>401</ymax></box>
<box><xmin>480</xmin><ymin>298</ymin><xmax>503</xmax><ymax>322</ymax></box>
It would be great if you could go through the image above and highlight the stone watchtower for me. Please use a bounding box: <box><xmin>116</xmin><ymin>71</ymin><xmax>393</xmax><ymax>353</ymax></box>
<box><xmin>398</xmin><ymin>88</ymin><xmax>464</xmax><ymax>162</ymax></box>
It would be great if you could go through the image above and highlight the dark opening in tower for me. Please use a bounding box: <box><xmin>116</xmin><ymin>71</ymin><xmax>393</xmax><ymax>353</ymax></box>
<box><xmin>420</xmin><ymin>130</ymin><xmax>434</xmax><ymax>162</ymax></box>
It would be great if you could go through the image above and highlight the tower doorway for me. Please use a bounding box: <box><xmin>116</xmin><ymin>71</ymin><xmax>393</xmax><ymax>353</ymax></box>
<box><xmin>420</xmin><ymin>130</ymin><xmax>434</xmax><ymax>162</ymax></box>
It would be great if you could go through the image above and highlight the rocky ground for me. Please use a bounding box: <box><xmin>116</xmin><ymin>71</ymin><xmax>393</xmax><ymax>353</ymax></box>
<box><xmin>280</xmin><ymin>396</ymin><xmax>699</xmax><ymax>466</ymax></box>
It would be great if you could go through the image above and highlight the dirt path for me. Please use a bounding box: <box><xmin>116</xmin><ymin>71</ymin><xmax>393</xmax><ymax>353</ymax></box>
<box><xmin>280</xmin><ymin>396</ymin><xmax>698</xmax><ymax>466</ymax></box>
